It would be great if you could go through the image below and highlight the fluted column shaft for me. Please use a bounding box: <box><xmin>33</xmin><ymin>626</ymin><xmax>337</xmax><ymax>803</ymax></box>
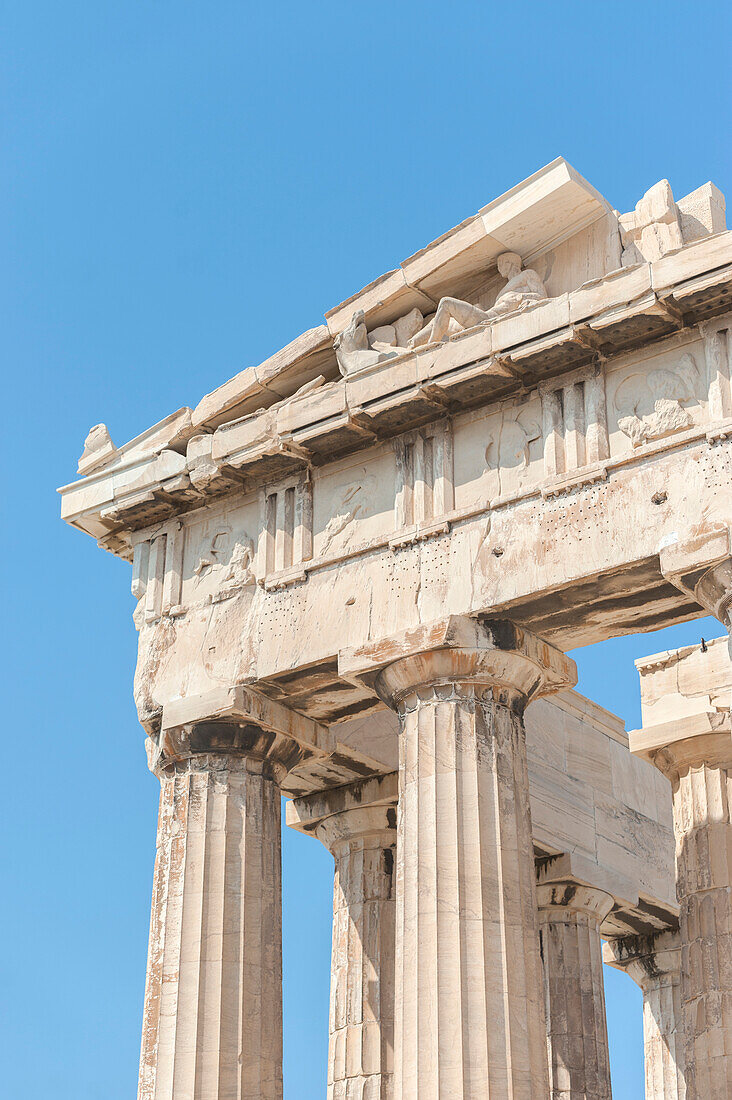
<box><xmin>672</xmin><ymin>753</ymin><xmax>732</xmax><ymax>1099</ymax></box>
<box><xmin>603</xmin><ymin>932</ymin><xmax>685</xmax><ymax>1100</ymax></box>
<box><xmin>537</xmin><ymin>883</ymin><xmax>614</xmax><ymax>1100</ymax></box>
<box><xmin>318</xmin><ymin>804</ymin><xmax>396</xmax><ymax>1100</ymax></box>
<box><xmin>642</xmin><ymin>956</ymin><xmax>685</xmax><ymax>1100</ymax></box>
<box><xmin>340</xmin><ymin>617</ymin><xmax>576</xmax><ymax>1099</ymax></box>
<box><xmin>392</xmin><ymin>680</ymin><xmax>548</xmax><ymax>1097</ymax></box>
<box><xmin>644</xmin><ymin>971</ymin><xmax>685</xmax><ymax>1100</ymax></box>
<box><xmin>138</xmin><ymin>751</ymin><xmax>283</xmax><ymax>1100</ymax></box>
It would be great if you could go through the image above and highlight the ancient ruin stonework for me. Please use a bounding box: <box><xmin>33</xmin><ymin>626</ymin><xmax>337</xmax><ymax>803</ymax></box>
<box><xmin>60</xmin><ymin>159</ymin><xmax>732</xmax><ymax>1098</ymax></box>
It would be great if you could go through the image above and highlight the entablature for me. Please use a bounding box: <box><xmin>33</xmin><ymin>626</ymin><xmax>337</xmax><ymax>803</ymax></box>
<box><xmin>60</xmin><ymin>229</ymin><xmax>732</xmax><ymax>561</ymax></box>
<box><xmin>86</xmin><ymin>323</ymin><xmax>730</xmax><ymax>733</ymax></box>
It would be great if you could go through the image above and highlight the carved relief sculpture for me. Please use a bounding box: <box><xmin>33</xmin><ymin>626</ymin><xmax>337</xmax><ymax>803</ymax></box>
<box><xmin>58</xmin><ymin>158</ymin><xmax>732</xmax><ymax>1100</ymax></box>
<box><xmin>336</xmin><ymin>307</ymin><xmax>430</xmax><ymax>374</ymax></box>
<box><xmin>615</xmin><ymin>353</ymin><xmax>701</xmax><ymax>447</ymax></box>
<box><xmin>485</xmin><ymin>406</ymin><xmax>542</xmax><ymax>498</ymax></box>
<box><xmin>367</xmin><ymin>307</ymin><xmax>425</xmax><ymax>354</ymax></box>
<box><xmin>319</xmin><ymin>476</ymin><xmax>377</xmax><ymax>557</ymax></box>
<box><xmin>214</xmin><ymin>539</ymin><xmax>255</xmax><ymax>600</ymax></box>
<box><xmin>409</xmin><ymin>251</ymin><xmax>547</xmax><ymax>348</ymax></box>
<box><xmin>335</xmin><ymin>309</ymin><xmax>398</xmax><ymax>376</ymax></box>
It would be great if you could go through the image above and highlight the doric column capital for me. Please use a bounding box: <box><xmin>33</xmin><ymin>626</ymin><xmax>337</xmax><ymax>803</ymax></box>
<box><xmin>604</xmin><ymin>931</ymin><xmax>686</xmax><ymax>1100</ymax></box>
<box><xmin>603</xmin><ymin>930</ymin><xmax>682</xmax><ymax>991</ymax></box>
<box><xmin>287</xmin><ymin>772</ymin><xmax>397</xmax><ymax>857</ymax></box>
<box><xmin>145</xmin><ymin>683</ymin><xmax>335</xmax><ymax>785</ymax></box>
<box><xmin>536</xmin><ymin>881</ymin><xmax>615</xmax><ymax>923</ymax></box>
<box><xmin>648</xmin><ymin>725</ymin><xmax>732</xmax><ymax>785</ymax></box>
<box><xmin>630</xmin><ymin>700</ymin><xmax>732</xmax><ymax>784</ymax></box>
<box><xmin>145</xmin><ymin>746</ymin><xmax>284</xmax><ymax>783</ymax></box>
<box><xmin>630</xmin><ymin>633</ymin><xmax>732</xmax><ymax>784</ymax></box>
<box><xmin>314</xmin><ymin>806</ymin><xmax>395</xmax><ymax>856</ymax></box>
<box><xmin>340</xmin><ymin>615</ymin><xmax>577</xmax><ymax>715</ymax></box>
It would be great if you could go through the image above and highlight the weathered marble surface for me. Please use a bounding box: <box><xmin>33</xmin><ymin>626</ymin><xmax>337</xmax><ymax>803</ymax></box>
<box><xmin>329</xmin><ymin>686</ymin><xmax>678</xmax><ymax>929</ymax></box>
<box><xmin>288</xmin><ymin>683</ymin><xmax>679</xmax><ymax>1097</ymax></box>
<box><xmin>604</xmin><ymin>932</ymin><xmax>686</xmax><ymax>1100</ymax></box>
<box><xmin>59</xmin><ymin>159</ymin><xmax>732</xmax><ymax>1099</ymax></box>
<box><xmin>526</xmin><ymin>691</ymin><xmax>675</xmax><ymax>930</ymax></box>
<box><xmin>60</xmin><ymin>297</ymin><xmax>731</xmax><ymax>738</ymax></box>
<box><xmin>536</xmin><ymin>872</ymin><xmax>614</xmax><ymax>1100</ymax></box>
<box><xmin>290</xmin><ymin>751</ymin><xmax>666</xmax><ymax>1100</ymax></box>
<box><xmin>338</xmin><ymin>617</ymin><xmax>576</xmax><ymax>1099</ymax></box>
<box><xmin>289</xmin><ymin>775</ymin><xmax>397</xmax><ymax>1100</ymax></box>
<box><xmin>65</xmin><ymin>318</ymin><xmax>731</xmax><ymax>768</ymax></box>
<box><xmin>139</xmin><ymin>751</ymin><xmax>284</xmax><ymax>1100</ymax></box>
<box><xmin>631</xmin><ymin>637</ymin><xmax>732</xmax><ymax>1100</ymax></box>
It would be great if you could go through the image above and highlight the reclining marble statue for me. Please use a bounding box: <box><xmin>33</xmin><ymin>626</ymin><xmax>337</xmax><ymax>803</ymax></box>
<box><xmin>59</xmin><ymin>158</ymin><xmax>732</xmax><ymax>1099</ymax></box>
<box><xmin>409</xmin><ymin>249</ymin><xmax>548</xmax><ymax>347</ymax></box>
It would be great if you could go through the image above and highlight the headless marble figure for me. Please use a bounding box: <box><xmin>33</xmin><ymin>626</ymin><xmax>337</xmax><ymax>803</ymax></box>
<box><xmin>334</xmin><ymin>309</ymin><xmax>398</xmax><ymax>376</ymax></box>
<box><xmin>409</xmin><ymin>251</ymin><xmax>547</xmax><ymax>348</ymax></box>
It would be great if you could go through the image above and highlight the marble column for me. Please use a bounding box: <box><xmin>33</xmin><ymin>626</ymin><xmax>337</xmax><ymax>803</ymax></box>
<box><xmin>287</xmin><ymin>774</ymin><xmax>397</xmax><ymax>1100</ymax></box>
<box><xmin>637</xmin><ymin>535</ymin><xmax>732</xmax><ymax>1099</ymax></box>
<box><xmin>667</xmin><ymin>738</ymin><xmax>732</xmax><ymax>1099</ymax></box>
<box><xmin>138</xmin><ymin>741</ymin><xmax>285</xmax><ymax>1100</ymax></box>
<box><xmin>536</xmin><ymin>878</ymin><xmax>614</xmax><ymax>1100</ymax></box>
<box><xmin>342</xmin><ymin>616</ymin><xmax>576</xmax><ymax>1099</ymax></box>
<box><xmin>630</xmin><ymin>642</ymin><xmax>732</xmax><ymax>1096</ymax></box>
<box><xmin>604</xmin><ymin>932</ymin><xmax>685</xmax><ymax>1100</ymax></box>
<box><xmin>323</xmin><ymin>787</ymin><xmax>396</xmax><ymax>1099</ymax></box>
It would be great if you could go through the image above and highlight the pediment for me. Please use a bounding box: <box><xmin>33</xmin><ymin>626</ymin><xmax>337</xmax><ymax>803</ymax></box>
<box><xmin>59</xmin><ymin>158</ymin><xmax>731</xmax><ymax>558</ymax></box>
<box><xmin>194</xmin><ymin>158</ymin><xmax>617</xmax><ymax>430</ymax></box>
<box><xmin>184</xmin><ymin>161</ymin><xmax>724</xmax><ymax>432</ymax></box>
<box><xmin>327</xmin><ymin>157</ymin><xmax>613</xmax><ymax>333</ymax></box>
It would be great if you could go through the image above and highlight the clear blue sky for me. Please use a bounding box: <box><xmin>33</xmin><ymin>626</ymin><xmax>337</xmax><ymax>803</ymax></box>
<box><xmin>2</xmin><ymin>2</ymin><xmax>730</xmax><ymax>1097</ymax></box>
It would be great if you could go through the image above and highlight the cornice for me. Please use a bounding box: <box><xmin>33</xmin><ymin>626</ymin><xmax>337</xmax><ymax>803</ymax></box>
<box><xmin>59</xmin><ymin>229</ymin><xmax>732</xmax><ymax>559</ymax></box>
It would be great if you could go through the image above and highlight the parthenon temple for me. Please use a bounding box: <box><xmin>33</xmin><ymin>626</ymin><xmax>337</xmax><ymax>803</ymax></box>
<box><xmin>60</xmin><ymin>158</ymin><xmax>732</xmax><ymax>1098</ymax></box>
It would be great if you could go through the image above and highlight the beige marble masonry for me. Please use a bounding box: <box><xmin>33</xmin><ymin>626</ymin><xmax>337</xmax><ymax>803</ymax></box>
<box><xmin>323</xmin><ymin>688</ymin><xmax>677</xmax><ymax>931</ymax></box>
<box><xmin>58</xmin><ymin>160</ymin><xmax>732</xmax><ymax>1099</ymax></box>
<box><xmin>139</xmin><ymin>751</ymin><xmax>283</xmax><ymax>1100</ymax></box>
<box><xmin>659</xmin><ymin>531</ymin><xmax>732</xmax><ymax>678</ymax></box>
<box><xmin>288</xmin><ymin>775</ymin><xmax>397</xmax><ymax>1100</ymax></box>
<box><xmin>287</xmin><ymin>689</ymin><xmax>678</xmax><ymax>1097</ymax></box>
<box><xmin>631</xmin><ymin>636</ymin><xmax>732</xmax><ymax>1100</ymax></box>
<box><xmin>526</xmin><ymin>692</ymin><xmax>675</xmax><ymax>931</ymax></box>
<box><xmin>136</xmin><ymin>688</ymin><xmax>338</xmax><ymax>1099</ymax></box>
<box><xmin>60</xmin><ymin>170</ymin><xmax>732</xmax><ymax>665</ymax></box>
<box><xmin>619</xmin><ymin>180</ymin><xmax>683</xmax><ymax>266</ymax></box>
<box><xmin>604</xmin><ymin>932</ymin><xmax>686</xmax><ymax>1100</ymax></box>
<box><xmin>341</xmin><ymin>617</ymin><xmax>576</xmax><ymax>1099</ymax></box>
<box><xmin>536</xmin><ymin>861</ymin><xmax>614</xmax><ymax>1100</ymax></box>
